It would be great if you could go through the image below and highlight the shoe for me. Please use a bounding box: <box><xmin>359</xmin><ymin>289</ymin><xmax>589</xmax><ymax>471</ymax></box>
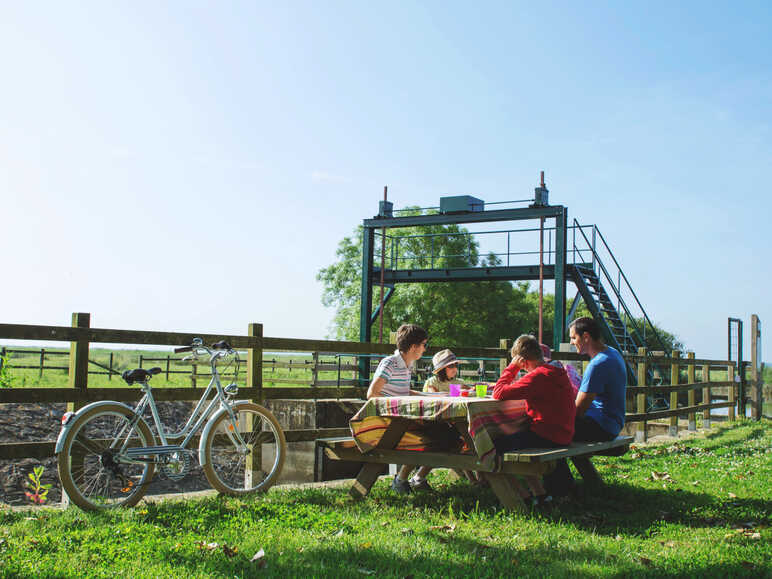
<box><xmin>391</xmin><ymin>476</ymin><xmax>412</xmax><ymax>494</ymax></box>
<box><xmin>409</xmin><ymin>477</ymin><xmax>432</xmax><ymax>492</ymax></box>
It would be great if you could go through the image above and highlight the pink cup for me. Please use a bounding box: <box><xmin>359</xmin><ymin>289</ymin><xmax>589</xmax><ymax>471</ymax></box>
<box><xmin>448</xmin><ymin>383</ymin><xmax>461</xmax><ymax>396</ymax></box>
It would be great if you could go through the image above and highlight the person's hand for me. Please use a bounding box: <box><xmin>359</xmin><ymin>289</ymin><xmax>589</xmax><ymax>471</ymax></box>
<box><xmin>509</xmin><ymin>355</ymin><xmax>526</xmax><ymax>370</ymax></box>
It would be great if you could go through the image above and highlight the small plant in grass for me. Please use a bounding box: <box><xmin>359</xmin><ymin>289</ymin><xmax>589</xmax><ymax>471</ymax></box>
<box><xmin>24</xmin><ymin>465</ymin><xmax>52</xmax><ymax>505</ymax></box>
<box><xmin>0</xmin><ymin>351</ymin><xmax>12</xmax><ymax>387</ymax></box>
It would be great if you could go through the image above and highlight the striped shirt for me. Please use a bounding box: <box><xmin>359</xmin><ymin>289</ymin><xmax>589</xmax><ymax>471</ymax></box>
<box><xmin>373</xmin><ymin>350</ymin><xmax>413</xmax><ymax>396</ymax></box>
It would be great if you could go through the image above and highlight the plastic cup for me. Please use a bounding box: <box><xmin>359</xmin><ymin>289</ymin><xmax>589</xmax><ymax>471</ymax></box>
<box><xmin>475</xmin><ymin>383</ymin><xmax>488</xmax><ymax>398</ymax></box>
<box><xmin>448</xmin><ymin>383</ymin><xmax>461</xmax><ymax>396</ymax></box>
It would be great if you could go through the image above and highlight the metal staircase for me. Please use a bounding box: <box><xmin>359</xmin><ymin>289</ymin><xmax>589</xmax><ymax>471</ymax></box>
<box><xmin>569</xmin><ymin>220</ymin><xmax>671</xmax><ymax>384</ymax></box>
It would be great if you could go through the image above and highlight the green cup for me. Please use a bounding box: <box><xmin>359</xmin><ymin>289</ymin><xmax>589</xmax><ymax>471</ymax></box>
<box><xmin>475</xmin><ymin>383</ymin><xmax>488</xmax><ymax>397</ymax></box>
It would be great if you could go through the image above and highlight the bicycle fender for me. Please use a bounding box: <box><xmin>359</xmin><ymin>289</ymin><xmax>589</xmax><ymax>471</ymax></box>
<box><xmin>198</xmin><ymin>401</ymin><xmax>251</xmax><ymax>466</ymax></box>
<box><xmin>54</xmin><ymin>400</ymin><xmax>138</xmax><ymax>455</ymax></box>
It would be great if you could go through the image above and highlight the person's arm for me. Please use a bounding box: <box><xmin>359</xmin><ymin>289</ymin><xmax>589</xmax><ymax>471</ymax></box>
<box><xmin>493</xmin><ymin>358</ymin><xmax>522</xmax><ymax>394</ymax></box>
<box><xmin>493</xmin><ymin>361</ymin><xmax>539</xmax><ymax>401</ymax></box>
<box><xmin>575</xmin><ymin>390</ymin><xmax>596</xmax><ymax>417</ymax></box>
<box><xmin>367</xmin><ymin>376</ymin><xmax>387</xmax><ymax>399</ymax></box>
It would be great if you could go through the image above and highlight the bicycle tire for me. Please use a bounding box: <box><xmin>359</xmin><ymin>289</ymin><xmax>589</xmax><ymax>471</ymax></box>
<box><xmin>202</xmin><ymin>402</ymin><xmax>287</xmax><ymax>495</ymax></box>
<box><xmin>57</xmin><ymin>403</ymin><xmax>156</xmax><ymax>511</ymax></box>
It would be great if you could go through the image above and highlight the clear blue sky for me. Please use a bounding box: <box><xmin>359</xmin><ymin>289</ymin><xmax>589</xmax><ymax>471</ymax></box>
<box><xmin>1</xmin><ymin>1</ymin><xmax>770</xmax><ymax>363</ymax></box>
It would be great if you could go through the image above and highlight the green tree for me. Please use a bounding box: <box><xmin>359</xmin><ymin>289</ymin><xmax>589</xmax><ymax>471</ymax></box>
<box><xmin>317</xmin><ymin>213</ymin><xmax>539</xmax><ymax>348</ymax></box>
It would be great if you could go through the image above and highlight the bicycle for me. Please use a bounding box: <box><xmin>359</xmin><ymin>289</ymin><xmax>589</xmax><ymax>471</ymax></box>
<box><xmin>55</xmin><ymin>338</ymin><xmax>287</xmax><ymax>511</ymax></box>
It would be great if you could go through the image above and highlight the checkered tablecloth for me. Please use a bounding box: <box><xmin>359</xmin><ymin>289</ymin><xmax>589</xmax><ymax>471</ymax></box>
<box><xmin>350</xmin><ymin>396</ymin><xmax>529</xmax><ymax>469</ymax></box>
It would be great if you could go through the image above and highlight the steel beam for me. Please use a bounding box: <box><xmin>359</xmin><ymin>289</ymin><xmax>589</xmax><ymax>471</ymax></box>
<box><xmin>363</xmin><ymin>206</ymin><xmax>566</xmax><ymax>229</ymax></box>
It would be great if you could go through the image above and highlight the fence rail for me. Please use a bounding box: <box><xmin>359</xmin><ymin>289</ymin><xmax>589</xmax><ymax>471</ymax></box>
<box><xmin>0</xmin><ymin>314</ymin><xmax>755</xmax><ymax>460</ymax></box>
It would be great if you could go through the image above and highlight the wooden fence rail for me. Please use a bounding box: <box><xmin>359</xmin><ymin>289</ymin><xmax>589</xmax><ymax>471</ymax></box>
<box><xmin>0</xmin><ymin>314</ymin><xmax>751</xmax><ymax>460</ymax></box>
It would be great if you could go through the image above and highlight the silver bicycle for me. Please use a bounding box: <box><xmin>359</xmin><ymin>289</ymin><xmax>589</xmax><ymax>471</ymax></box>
<box><xmin>56</xmin><ymin>338</ymin><xmax>287</xmax><ymax>511</ymax></box>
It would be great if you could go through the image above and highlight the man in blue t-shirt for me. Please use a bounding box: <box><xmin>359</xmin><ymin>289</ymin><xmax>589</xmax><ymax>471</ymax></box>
<box><xmin>544</xmin><ymin>316</ymin><xmax>627</xmax><ymax>497</ymax></box>
<box><xmin>571</xmin><ymin>317</ymin><xmax>627</xmax><ymax>440</ymax></box>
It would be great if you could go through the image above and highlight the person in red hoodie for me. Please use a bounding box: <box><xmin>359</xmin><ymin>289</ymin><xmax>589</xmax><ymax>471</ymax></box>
<box><xmin>492</xmin><ymin>334</ymin><xmax>576</xmax><ymax>505</ymax></box>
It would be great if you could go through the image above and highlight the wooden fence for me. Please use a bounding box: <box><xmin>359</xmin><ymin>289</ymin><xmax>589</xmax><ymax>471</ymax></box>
<box><xmin>0</xmin><ymin>313</ymin><xmax>751</xmax><ymax>460</ymax></box>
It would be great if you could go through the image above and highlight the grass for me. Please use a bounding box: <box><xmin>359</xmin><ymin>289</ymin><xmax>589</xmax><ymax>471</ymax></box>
<box><xmin>1</xmin><ymin>420</ymin><xmax>770</xmax><ymax>578</ymax></box>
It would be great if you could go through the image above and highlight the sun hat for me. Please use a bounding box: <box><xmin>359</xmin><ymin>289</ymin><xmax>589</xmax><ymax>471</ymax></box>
<box><xmin>432</xmin><ymin>349</ymin><xmax>459</xmax><ymax>374</ymax></box>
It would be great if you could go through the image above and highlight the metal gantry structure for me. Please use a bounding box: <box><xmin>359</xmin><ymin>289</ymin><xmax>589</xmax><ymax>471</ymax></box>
<box><xmin>357</xmin><ymin>180</ymin><xmax>674</xmax><ymax>386</ymax></box>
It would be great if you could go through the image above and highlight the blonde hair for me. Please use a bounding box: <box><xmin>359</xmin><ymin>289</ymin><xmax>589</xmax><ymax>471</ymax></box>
<box><xmin>510</xmin><ymin>334</ymin><xmax>544</xmax><ymax>363</ymax></box>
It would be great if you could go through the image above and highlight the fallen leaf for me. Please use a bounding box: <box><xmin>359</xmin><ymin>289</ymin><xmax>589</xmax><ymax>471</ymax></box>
<box><xmin>357</xmin><ymin>569</ymin><xmax>375</xmax><ymax>575</ymax></box>
<box><xmin>381</xmin><ymin>521</ymin><xmax>389</xmax><ymax>527</ymax></box>
<box><xmin>333</xmin><ymin>528</ymin><xmax>345</xmax><ymax>538</ymax></box>
<box><xmin>728</xmin><ymin>492</ymin><xmax>737</xmax><ymax>499</ymax></box>
<box><xmin>400</xmin><ymin>528</ymin><xmax>414</xmax><ymax>536</ymax></box>
<box><xmin>691</xmin><ymin>480</ymin><xmax>700</xmax><ymax>486</ymax></box>
<box><xmin>360</xmin><ymin>542</ymin><xmax>372</xmax><ymax>549</ymax></box>
<box><xmin>615</xmin><ymin>535</ymin><xmax>622</xmax><ymax>541</ymax></box>
<box><xmin>639</xmin><ymin>557</ymin><xmax>653</xmax><ymax>567</ymax></box>
<box><xmin>429</xmin><ymin>523</ymin><xmax>456</xmax><ymax>533</ymax></box>
<box><xmin>222</xmin><ymin>544</ymin><xmax>238</xmax><ymax>558</ymax></box>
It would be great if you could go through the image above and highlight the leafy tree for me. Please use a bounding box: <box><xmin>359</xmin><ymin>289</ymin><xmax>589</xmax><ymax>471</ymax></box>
<box><xmin>317</xmin><ymin>213</ymin><xmax>540</xmax><ymax>348</ymax></box>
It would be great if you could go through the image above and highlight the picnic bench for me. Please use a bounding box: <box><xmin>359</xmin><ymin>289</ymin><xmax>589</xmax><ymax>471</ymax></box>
<box><xmin>318</xmin><ymin>420</ymin><xmax>632</xmax><ymax>512</ymax></box>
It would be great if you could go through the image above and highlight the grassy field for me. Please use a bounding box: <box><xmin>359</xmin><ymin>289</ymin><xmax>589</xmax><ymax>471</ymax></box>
<box><xmin>1</xmin><ymin>420</ymin><xmax>769</xmax><ymax>578</ymax></box>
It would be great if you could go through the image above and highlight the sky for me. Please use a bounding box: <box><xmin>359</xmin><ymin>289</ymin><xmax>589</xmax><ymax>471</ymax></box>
<box><xmin>1</xmin><ymin>1</ymin><xmax>770</xmax><ymax>363</ymax></box>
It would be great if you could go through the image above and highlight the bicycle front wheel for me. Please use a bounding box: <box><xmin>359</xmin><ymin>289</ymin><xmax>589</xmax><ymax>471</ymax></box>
<box><xmin>57</xmin><ymin>403</ymin><xmax>156</xmax><ymax>511</ymax></box>
<box><xmin>202</xmin><ymin>402</ymin><xmax>287</xmax><ymax>495</ymax></box>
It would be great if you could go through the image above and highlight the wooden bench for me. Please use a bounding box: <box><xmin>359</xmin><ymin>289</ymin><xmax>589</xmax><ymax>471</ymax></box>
<box><xmin>317</xmin><ymin>435</ymin><xmax>633</xmax><ymax>512</ymax></box>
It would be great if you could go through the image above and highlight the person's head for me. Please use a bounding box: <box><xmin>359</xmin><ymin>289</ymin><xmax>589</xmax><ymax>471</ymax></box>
<box><xmin>510</xmin><ymin>334</ymin><xmax>544</xmax><ymax>371</ymax></box>
<box><xmin>395</xmin><ymin>324</ymin><xmax>428</xmax><ymax>360</ymax></box>
<box><xmin>432</xmin><ymin>349</ymin><xmax>459</xmax><ymax>381</ymax></box>
<box><xmin>569</xmin><ymin>316</ymin><xmax>602</xmax><ymax>355</ymax></box>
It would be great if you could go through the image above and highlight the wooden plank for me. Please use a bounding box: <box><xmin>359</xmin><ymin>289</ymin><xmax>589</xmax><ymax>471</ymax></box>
<box><xmin>500</xmin><ymin>436</ymin><xmax>633</xmax><ymax>463</ymax></box>
<box><xmin>625</xmin><ymin>381</ymin><xmax>733</xmax><ymax>394</ymax></box>
<box><xmin>0</xmin><ymin>386</ymin><xmax>366</xmax><ymax>404</ymax></box>
<box><xmin>626</xmin><ymin>401</ymin><xmax>733</xmax><ymax>422</ymax></box>
<box><xmin>481</xmin><ymin>473</ymin><xmax>526</xmax><ymax>512</ymax></box>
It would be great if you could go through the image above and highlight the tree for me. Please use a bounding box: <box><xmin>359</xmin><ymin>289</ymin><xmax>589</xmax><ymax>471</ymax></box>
<box><xmin>317</xmin><ymin>212</ymin><xmax>539</xmax><ymax>348</ymax></box>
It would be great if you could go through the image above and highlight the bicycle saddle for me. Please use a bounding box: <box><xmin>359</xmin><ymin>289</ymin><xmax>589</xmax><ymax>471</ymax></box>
<box><xmin>122</xmin><ymin>367</ymin><xmax>162</xmax><ymax>385</ymax></box>
<box><xmin>211</xmin><ymin>340</ymin><xmax>232</xmax><ymax>350</ymax></box>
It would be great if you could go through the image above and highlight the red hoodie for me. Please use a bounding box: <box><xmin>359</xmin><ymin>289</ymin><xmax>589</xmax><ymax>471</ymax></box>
<box><xmin>492</xmin><ymin>362</ymin><xmax>576</xmax><ymax>445</ymax></box>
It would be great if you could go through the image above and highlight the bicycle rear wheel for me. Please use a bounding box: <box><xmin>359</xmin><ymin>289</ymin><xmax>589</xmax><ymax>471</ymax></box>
<box><xmin>57</xmin><ymin>403</ymin><xmax>156</xmax><ymax>511</ymax></box>
<box><xmin>202</xmin><ymin>402</ymin><xmax>287</xmax><ymax>495</ymax></box>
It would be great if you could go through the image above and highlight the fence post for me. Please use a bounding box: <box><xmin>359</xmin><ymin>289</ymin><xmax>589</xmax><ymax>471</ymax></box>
<box><xmin>39</xmin><ymin>348</ymin><xmax>45</xmax><ymax>378</ymax></box>
<box><xmin>165</xmin><ymin>355</ymin><xmax>171</xmax><ymax>380</ymax></box>
<box><xmin>311</xmin><ymin>351</ymin><xmax>319</xmax><ymax>389</ymax></box>
<box><xmin>108</xmin><ymin>352</ymin><xmax>113</xmax><ymax>381</ymax></box>
<box><xmin>687</xmin><ymin>352</ymin><xmax>696</xmax><ymax>431</ymax></box>
<box><xmin>728</xmin><ymin>364</ymin><xmax>736</xmax><ymax>422</ymax></box>
<box><xmin>499</xmin><ymin>338</ymin><xmax>512</xmax><ymax>376</ymax></box>
<box><xmin>636</xmin><ymin>347</ymin><xmax>647</xmax><ymax>443</ymax></box>
<box><xmin>68</xmin><ymin>313</ymin><xmax>90</xmax><ymax>392</ymax></box>
<box><xmin>247</xmin><ymin>323</ymin><xmax>263</xmax><ymax>404</ymax></box>
<box><xmin>751</xmin><ymin>314</ymin><xmax>762</xmax><ymax>420</ymax></box>
<box><xmin>669</xmin><ymin>350</ymin><xmax>680</xmax><ymax>437</ymax></box>
<box><xmin>64</xmin><ymin>312</ymin><xmax>90</xmax><ymax>508</ymax></box>
<box><xmin>703</xmin><ymin>363</ymin><xmax>711</xmax><ymax>429</ymax></box>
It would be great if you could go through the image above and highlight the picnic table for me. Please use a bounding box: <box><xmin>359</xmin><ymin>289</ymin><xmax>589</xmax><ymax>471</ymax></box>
<box><xmin>318</xmin><ymin>394</ymin><xmax>633</xmax><ymax>512</ymax></box>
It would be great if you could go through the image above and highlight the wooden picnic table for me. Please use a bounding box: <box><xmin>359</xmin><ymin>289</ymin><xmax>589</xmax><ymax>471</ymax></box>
<box><xmin>319</xmin><ymin>394</ymin><xmax>633</xmax><ymax>511</ymax></box>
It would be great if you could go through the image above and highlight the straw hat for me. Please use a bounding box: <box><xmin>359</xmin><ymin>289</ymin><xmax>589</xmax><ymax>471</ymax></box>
<box><xmin>432</xmin><ymin>349</ymin><xmax>459</xmax><ymax>374</ymax></box>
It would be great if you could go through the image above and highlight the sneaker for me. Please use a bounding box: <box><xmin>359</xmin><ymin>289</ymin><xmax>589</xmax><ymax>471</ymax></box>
<box><xmin>391</xmin><ymin>476</ymin><xmax>412</xmax><ymax>494</ymax></box>
<box><xmin>409</xmin><ymin>477</ymin><xmax>433</xmax><ymax>492</ymax></box>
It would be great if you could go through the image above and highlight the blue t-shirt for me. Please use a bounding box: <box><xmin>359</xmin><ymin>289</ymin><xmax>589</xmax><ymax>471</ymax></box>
<box><xmin>580</xmin><ymin>347</ymin><xmax>626</xmax><ymax>436</ymax></box>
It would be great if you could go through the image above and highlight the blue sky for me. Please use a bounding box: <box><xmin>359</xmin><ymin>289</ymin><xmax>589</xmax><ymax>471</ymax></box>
<box><xmin>1</xmin><ymin>1</ymin><xmax>770</xmax><ymax>362</ymax></box>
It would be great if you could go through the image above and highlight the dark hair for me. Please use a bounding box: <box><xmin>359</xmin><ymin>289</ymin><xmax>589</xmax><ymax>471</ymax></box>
<box><xmin>395</xmin><ymin>324</ymin><xmax>428</xmax><ymax>353</ymax></box>
<box><xmin>437</xmin><ymin>363</ymin><xmax>457</xmax><ymax>382</ymax></box>
<box><xmin>569</xmin><ymin>316</ymin><xmax>602</xmax><ymax>341</ymax></box>
<box><xmin>511</xmin><ymin>334</ymin><xmax>544</xmax><ymax>362</ymax></box>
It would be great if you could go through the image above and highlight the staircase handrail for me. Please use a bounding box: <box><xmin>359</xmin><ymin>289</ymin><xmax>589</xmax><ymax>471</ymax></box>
<box><xmin>572</xmin><ymin>220</ymin><xmax>670</xmax><ymax>354</ymax></box>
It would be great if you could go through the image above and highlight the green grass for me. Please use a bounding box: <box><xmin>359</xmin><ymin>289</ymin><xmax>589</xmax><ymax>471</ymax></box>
<box><xmin>1</xmin><ymin>420</ymin><xmax>770</xmax><ymax>578</ymax></box>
